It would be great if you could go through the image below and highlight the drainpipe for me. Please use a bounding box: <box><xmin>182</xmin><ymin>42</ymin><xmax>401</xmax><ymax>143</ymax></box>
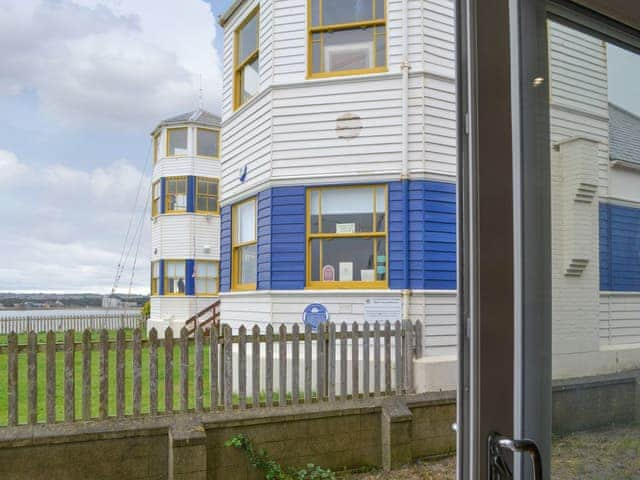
<box><xmin>401</xmin><ymin>0</ymin><xmax>411</xmax><ymax>322</ymax></box>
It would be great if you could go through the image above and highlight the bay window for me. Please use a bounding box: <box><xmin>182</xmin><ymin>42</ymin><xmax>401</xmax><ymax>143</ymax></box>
<box><xmin>307</xmin><ymin>185</ymin><xmax>387</xmax><ymax>288</ymax></box>
<box><xmin>166</xmin><ymin>127</ymin><xmax>188</xmax><ymax>156</ymax></box>
<box><xmin>234</xmin><ymin>8</ymin><xmax>259</xmax><ymax>110</ymax></box>
<box><xmin>196</xmin><ymin>178</ymin><xmax>219</xmax><ymax>214</ymax></box>
<box><xmin>165</xmin><ymin>177</ymin><xmax>187</xmax><ymax>213</ymax></box>
<box><xmin>196</xmin><ymin>128</ymin><xmax>220</xmax><ymax>158</ymax></box>
<box><xmin>308</xmin><ymin>0</ymin><xmax>386</xmax><ymax>77</ymax></box>
<box><xmin>164</xmin><ymin>260</ymin><xmax>185</xmax><ymax>295</ymax></box>
<box><xmin>232</xmin><ymin>198</ymin><xmax>257</xmax><ymax>290</ymax></box>
<box><xmin>195</xmin><ymin>261</ymin><xmax>219</xmax><ymax>295</ymax></box>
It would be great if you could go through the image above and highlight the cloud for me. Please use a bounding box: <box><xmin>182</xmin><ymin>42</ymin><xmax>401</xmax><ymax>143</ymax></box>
<box><xmin>0</xmin><ymin>0</ymin><xmax>222</xmax><ymax>130</ymax></box>
<box><xmin>0</xmin><ymin>150</ymin><xmax>150</xmax><ymax>293</ymax></box>
<box><xmin>0</xmin><ymin>150</ymin><xmax>28</xmax><ymax>186</ymax></box>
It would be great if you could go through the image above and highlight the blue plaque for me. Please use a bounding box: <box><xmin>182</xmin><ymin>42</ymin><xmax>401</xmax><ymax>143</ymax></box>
<box><xmin>302</xmin><ymin>303</ymin><xmax>329</xmax><ymax>330</ymax></box>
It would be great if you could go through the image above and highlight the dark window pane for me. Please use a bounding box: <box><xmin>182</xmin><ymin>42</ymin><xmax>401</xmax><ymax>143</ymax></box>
<box><xmin>168</xmin><ymin>128</ymin><xmax>188</xmax><ymax>156</ymax></box>
<box><xmin>322</xmin><ymin>0</ymin><xmax>373</xmax><ymax>25</ymax></box>
<box><xmin>321</xmin><ymin>237</ymin><xmax>375</xmax><ymax>282</ymax></box>
<box><xmin>241</xmin><ymin>57</ymin><xmax>259</xmax><ymax>103</ymax></box>
<box><xmin>197</xmin><ymin>129</ymin><xmax>219</xmax><ymax>157</ymax></box>
<box><xmin>320</xmin><ymin>28</ymin><xmax>375</xmax><ymax>72</ymax></box>
<box><xmin>238</xmin><ymin>14</ymin><xmax>258</xmax><ymax>62</ymax></box>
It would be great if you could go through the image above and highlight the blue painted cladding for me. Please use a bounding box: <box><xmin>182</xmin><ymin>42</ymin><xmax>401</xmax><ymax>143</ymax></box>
<box><xmin>257</xmin><ymin>190</ymin><xmax>272</xmax><ymax>290</ymax></box>
<box><xmin>187</xmin><ymin>176</ymin><xmax>195</xmax><ymax>213</ymax></box>
<box><xmin>269</xmin><ymin>186</ymin><xmax>306</xmax><ymax>290</ymax></box>
<box><xmin>600</xmin><ymin>202</ymin><xmax>640</xmax><ymax>292</ymax></box>
<box><xmin>185</xmin><ymin>259</ymin><xmax>195</xmax><ymax>295</ymax></box>
<box><xmin>220</xmin><ymin>205</ymin><xmax>232</xmax><ymax>292</ymax></box>
<box><xmin>389</xmin><ymin>180</ymin><xmax>457</xmax><ymax>290</ymax></box>
<box><xmin>160</xmin><ymin>178</ymin><xmax>166</xmax><ymax>214</ymax></box>
<box><xmin>158</xmin><ymin>259</ymin><xmax>165</xmax><ymax>296</ymax></box>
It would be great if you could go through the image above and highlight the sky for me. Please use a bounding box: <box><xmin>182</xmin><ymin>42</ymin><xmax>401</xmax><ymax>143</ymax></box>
<box><xmin>0</xmin><ymin>2</ymin><xmax>636</xmax><ymax>294</ymax></box>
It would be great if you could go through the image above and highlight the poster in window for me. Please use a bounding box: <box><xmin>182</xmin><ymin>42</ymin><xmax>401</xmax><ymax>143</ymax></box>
<box><xmin>336</xmin><ymin>223</ymin><xmax>356</xmax><ymax>234</ymax></box>
<box><xmin>322</xmin><ymin>265</ymin><xmax>335</xmax><ymax>281</ymax></box>
<box><xmin>360</xmin><ymin>269</ymin><xmax>375</xmax><ymax>282</ymax></box>
<box><xmin>339</xmin><ymin>262</ymin><xmax>353</xmax><ymax>281</ymax></box>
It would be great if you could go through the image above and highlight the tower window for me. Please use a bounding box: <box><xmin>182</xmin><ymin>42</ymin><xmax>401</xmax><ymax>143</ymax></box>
<box><xmin>153</xmin><ymin>133</ymin><xmax>161</xmax><ymax>163</ymax></box>
<box><xmin>152</xmin><ymin>181</ymin><xmax>161</xmax><ymax>217</ymax></box>
<box><xmin>195</xmin><ymin>261</ymin><xmax>219</xmax><ymax>295</ymax></box>
<box><xmin>196</xmin><ymin>178</ymin><xmax>219</xmax><ymax>214</ymax></box>
<box><xmin>196</xmin><ymin>128</ymin><xmax>220</xmax><ymax>158</ymax></box>
<box><xmin>151</xmin><ymin>261</ymin><xmax>160</xmax><ymax>295</ymax></box>
<box><xmin>164</xmin><ymin>260</ymin><xmax>186</xmax><ymax>295</ymax></box>
<box><xmin>232</xmin><ymin>197</ymin><xmax>257</xmax><ymax>290</ymax></box>
<box><xmin>234</xmin><ymin>7</ymin><xmax>260</xmax><ymax>110</ymax></box>
<box><xmin>165</xmin><ymin>177</ymin><xmax>187</xmax><ymax>213</ymax></box>
<box><xmin>308</xmin><ymin>0</ymin><xmax>387</xmax><ymax>78</ymax></box>
<box><xmin>167</xmin><ymin>127</ymin><xmax>188</xmax><ymax>156</ymax></box>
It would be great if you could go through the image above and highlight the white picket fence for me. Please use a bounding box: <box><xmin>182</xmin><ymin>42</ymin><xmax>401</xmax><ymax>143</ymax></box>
<box><xmin>0</xmin><ymin>313</ymin><xmax>144</xmax><ymax>334</ymax></box>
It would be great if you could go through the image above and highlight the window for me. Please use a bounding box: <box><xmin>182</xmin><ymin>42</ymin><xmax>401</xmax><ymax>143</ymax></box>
<box><xmin>152</xmin><ymin>181</ymin><xmax>161</xmax><ymax>217</ymax></box>
<box><xmin>164</xmin><ymin>260</ymin><xmax>185</xmax><ymax>295</ymax></box>
<box><xmin>195</xmin><ymin>261</ymin><xmax>219</xmax><ymax>295</ymax></box>
<box><xmin>166</xmin><ymin>127</ymin><xmax>188</xmax><ymax>156</ymax></box>
<box><xmin>232</xmin><ymin>198</ymin><xmax>257</xmax><ymax>290</ymax></box>
<box><xmin>165</xmin><ymin>177</ymin><xmax>187</xmax><ymax>213</ymax></box>
<box><xmin>151</xmin><ymin>261</ymin><xmax>160</xmax><ymax>295</ymax></box>
<box><xmin>196</xmin><ymin>128</ymin><xmax>219</xmax><ymax>158</ymax></box>
<box><xmin>308</xmin><ymin>0</ymin><xmax>386</xmax><ymax>78</ymax></box>
<box><xmin>234</xmin><ymin>8</ymin><xmax>259</xmax><ymax>110</ymax></box>
<box><xmin>307</xmin><ymin>185</ymin><xmax>387</xmax><ymax>288</ymax></box>
<box><xmin>153</xmin><ymin>133</ymin><xmax>161</xmax><ymax>163</ymax></box>
<box><xmin>196</xmin><ymin>178</ymin><xmax>219</xmax><ymax>214</ymax></box>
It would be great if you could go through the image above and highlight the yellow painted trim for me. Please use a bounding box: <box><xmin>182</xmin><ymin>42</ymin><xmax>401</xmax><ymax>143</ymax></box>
<box><xmin>150</xmin><ymin>260</ymin><xmax>160</xmax><ymax>296</ymax></box>
<box><xmin>306</xmin><ymin>184</ymin><xmax>389</xmax><ymax>289</ymax></box>
<box><xmin>151</xmin><ymin>180</ymin><xmax>161</xmax><ymax>218</ymax></box>
<box><xmin>195</xmin><ymin>127</ymin><xmax>221</xmax><ymax>159</ymax></box>
<box><xmin>163</xmin><ymin>259</ymin><xmax>186</xmax><ymax>297</ymax></box>
<box><xmin>194</xmin><ymin>260</ymin><xmax>220</xmax><ymax>296</ymax></box>
<box><xmin>232</xmin><ymin>196</ymin><xmax>258</xmax><ymax>291</ymax></box>
<box><xmin>306</xmin><ymin>0</ymin><xmax>388</xmax><ymax>79</ymax></box>
<box><xmin>195</xmin><ymin>177</ymin><xmax>220</xmax><ymax>215</ymax></box>
<box><xmin>165</xmin><ymin>127</ymin><xmax>189</xmax><ymax>158</ymax></box>
<box><xmin>233</xmin><ymin>6</ymin><xmax>260</xmax><ymax>111</ymax></box>
<box><xmin>165</xmin><ymin>176</ymin><xmax>188</xmax><ymax>214</ymax></box>
<box><xmin>152</xmin><ymin>133</ymin><xmax>159</xmax><ymax>164</ymax></box>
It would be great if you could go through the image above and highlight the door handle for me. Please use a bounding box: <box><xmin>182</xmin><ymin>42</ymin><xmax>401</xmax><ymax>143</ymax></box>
<box><xmin>488</xmin><ymin>432</ymin><xmax>543</xmax><ymax>480</ymax></box>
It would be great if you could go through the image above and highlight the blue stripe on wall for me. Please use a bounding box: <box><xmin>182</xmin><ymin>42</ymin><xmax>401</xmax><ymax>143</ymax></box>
<box><xmin>187</xmin><ymin>176</ymin><xmax>195</xmax><ymax>213</ymax></box>
<box><xmin>257</xmin><ymin>190</ymin><xmax>272</xmax><ymax>290</ymax></box>
<box><xmin>160</xmin><ymin>178</ymin><xmax>166</xmax><ymax>215</ymax></box>
<box><xmin>158</xmin><ymin>259</ymin><xmax>165</xmax><ymax>296</ymax></box>
<box><xmin>389</xmin><ymin>180</ymin><xmax>457</xmax><ymax>290</ymax></box>
<box><xmin>185</xmin><ymin>259</ymin><xmax>195</xmax><ymax>295</ymax></box>
<box><xmin>220</xmin><ymin>205</ymin><xmax>232</xmax><ymax>292</ymax></box>
<box><xmin>269</xmin><ymin>186</ymin><xmax>306</xmax><ymax>290</ymax></box>
<box><xmin>600</xmin><ymin>202</ymin><xmax>640</xmax><ymax>292</ymax></box>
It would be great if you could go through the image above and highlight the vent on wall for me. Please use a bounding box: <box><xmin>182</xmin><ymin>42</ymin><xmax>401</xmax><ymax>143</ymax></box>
<box><xmin>565</xmin><ymin>258</ymin><xmax>589</xmax><ymax>276</ymax></box>
<box><xmin>575</xmin><ymin>182</ymin><xmax>598</xmax><ymax>203</ymax></box>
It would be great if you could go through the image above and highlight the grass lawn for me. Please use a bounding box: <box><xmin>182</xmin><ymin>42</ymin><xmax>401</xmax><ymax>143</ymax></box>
<box><xmin>0</xmin><ymin>330</ymin><xmax>220</xmax><ymax>425</ymax></box>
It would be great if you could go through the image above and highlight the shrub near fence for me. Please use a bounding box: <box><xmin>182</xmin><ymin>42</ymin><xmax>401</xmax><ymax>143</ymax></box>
<box><xmin>0</xmin><ymin>313</ymin><xmax>144</xmax><ymax>335</ymax></box>
<box><xmin>0</xmin><ymin>320</ymin><xmax>423</xmax><ymax>427</ymax></box>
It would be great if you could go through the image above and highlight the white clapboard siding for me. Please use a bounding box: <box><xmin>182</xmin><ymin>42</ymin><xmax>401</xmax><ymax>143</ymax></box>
<box><xmin>150</xmin><ymin>296</ymin><xmax>218</xmax><ymax>323</ymax></box>
<box><xmin>422</xmin><ymin>0</ymin><xmax>456</xmax><ymax>79</ymax></box>
<box><xmin>152</xmin><ymin>156</ymin><xmax>221</xmax><ymax>181</ymax></box>
<box><xmin>221</xmin><ymin>91</ymin><xmax>273</xmax><ymax>202</ymax></box>
<box><xmin>409</xmin><ymin>291</ymin><xmax>457</xmax><ymax>357</ymax></box>
<box><xmin>600</xmin><ymin>293</ymin><xmax>640</xmax><ymax>347</ymax></box>
<box><xmin>548</xmin><ymin>21</ymin><xmax>609</xmax><ymax>196</ymax></box>
<box><xmin>271</xmin><ymin>0</ymin><xmax>306</xmax><ymax>84</ymax></box>
<box><xmin>151</xmin><ymin>214</ymin><xmax>220</xmax><ymax>260</ymax></box>
<box><xmin>422</xmin><ymin>74</ymin><xmax>457</xmax><ymax>176</ymax></box>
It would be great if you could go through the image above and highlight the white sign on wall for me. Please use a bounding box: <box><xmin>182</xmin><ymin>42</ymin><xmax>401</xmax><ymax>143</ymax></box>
<box><xmin>363</xmin><ymin>297</ymin><xmax>402</xmax><ymax>324</ymax></box>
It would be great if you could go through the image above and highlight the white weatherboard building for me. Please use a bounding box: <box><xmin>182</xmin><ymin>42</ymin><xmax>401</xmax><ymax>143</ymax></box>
<box><xmin>149</xmin><ymin>110</ymin><xmax>221</xmax><ymax>333</ymax></box>
<box><xmin>149</xmin><ymin>2</ymin><xmax>640</xmax><ymax>388</ymax></box>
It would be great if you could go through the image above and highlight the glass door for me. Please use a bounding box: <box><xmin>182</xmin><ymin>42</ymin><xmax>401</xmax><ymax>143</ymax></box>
<box><xmin>457</xmin><ymin>1</ymin><xmax>640</xmax><ymax>478</ymax></box>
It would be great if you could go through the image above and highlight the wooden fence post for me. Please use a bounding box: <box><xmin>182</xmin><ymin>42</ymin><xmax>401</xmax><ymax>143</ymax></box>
<box><xmin>64</xmin><ymin>330</ymin><xmax>75</xmax><ymax>422</ymax></box>
<box><xmin>149</xmin><ymin>328</ymin><xmax>158</xmax><ymax>416</ymax></box>
<box><xmin>133</xmin><ymin>328</ymin><xmax>142</xmax><ymax>416</ymax></box>
<box><xmin>165</xmin><ymin>327</ymin><xmax>174</xmax><ymax>413</ymax></box>
<box><xmin>99</xmin><ymin>329</ymin><xmax>109</xmax><ymax>419</ymax></box>
<box><xmin>252</xmin><ymin>325</ymin><xmax>260</xmax><ymax>407</ymax></box>
<box><xmin>238</xmin><ymin>325</ymin><xmax>247</xmax><ymax>410</ymax></box>
<box><xmin>116</xmin><ymin>329</ymin><xmax>125</xmax><ymax>418</ymax></box>
<box><xmin>8</xmin><ymin>332</ymin><xmax>18</xmax><ymax>426</ymax></box>
<box><xmin>180</xmin><ymin>327</ymin><xmax>189</xmax><ymax>413</ymax></box>
<box><xmin>28</xmin><ymin>331</ymin><xmax>38</xmax><ymax>424</ymax></box>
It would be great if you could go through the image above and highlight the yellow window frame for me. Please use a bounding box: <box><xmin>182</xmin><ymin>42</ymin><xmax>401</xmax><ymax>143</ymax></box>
<box><xmin>166</xmin><ymin>127</ymin><xmax>189</xmax><ymax>157</ymax></box>
<box><xmin>151</xmin><ymin>261</ymin><xmax>160</xmax><ymax>296</ymax></box>
<box><xmin>232</xmin><ymin>197</ymin><xmax>258</xmax><ymax>291</ymax></box>
<box><xmin>196</xmin><ymin>177</ymin><xmax>219</xmax><ymax>215</ymax></box>
<box><xmin>196</xmin><ymin>127</ymin><xmax>220</xmax><ymax>158</ymax></box>
<box><xmin>306</xmin><ymin>0</ymin><xmax>388</xmax><ymax>79</ymax></box>
<box><xmin>153</xmin><ymin>132</ymin><xmax>160</xmax><ymax>164</ymax></box>
<box><xmin>306</xmin><ymin>184</ymin><xmax>388</xmax><ymax>289</ymax></box>
<box><xmin>194</xmin><ymin>260</ymin><xmax>220</xmax><ymax>296</ymax></box>
<box><xmin>165</xmin><ymin>176</ymin><xmax>188</xmax><ymax>214</ymax></box>
<box><xmin>233</xmin><ymin>6</ymin><xmax>260</xmax><ymax>111</ymax></box>
<box><xmin>152</xmin><ymin>180</ymin><xmax>161</xmax><ymax>217</ymax></box>
<box><xmin>163</xmin><ymin>260</ymin><xmax>186</xmax><ymax>297</ymax></box>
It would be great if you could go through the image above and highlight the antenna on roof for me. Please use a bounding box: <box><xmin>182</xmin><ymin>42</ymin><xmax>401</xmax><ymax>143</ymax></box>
<box><xmin>198</xmin><ymin>74</ymin><xmax>204</xmax><ymax>110</ymax></box>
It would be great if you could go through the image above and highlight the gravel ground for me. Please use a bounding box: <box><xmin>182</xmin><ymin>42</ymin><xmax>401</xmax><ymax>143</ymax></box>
<box><xmin>343</xmin><ymin>424</ymin><xmax>640</xmax><ymax>480</ymax></box>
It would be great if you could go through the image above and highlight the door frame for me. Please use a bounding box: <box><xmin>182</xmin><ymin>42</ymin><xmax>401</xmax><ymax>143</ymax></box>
<box><xmin>456</xmin><ymin>1</ymin><xmax>640</xmax><ymax>479</ymax></box>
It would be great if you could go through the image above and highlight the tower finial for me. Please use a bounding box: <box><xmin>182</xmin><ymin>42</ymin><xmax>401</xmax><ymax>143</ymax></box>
<box><xmin>198</xmin><ymin>74</ymin><xmax>204</xmax><ymax>110</ymax></box>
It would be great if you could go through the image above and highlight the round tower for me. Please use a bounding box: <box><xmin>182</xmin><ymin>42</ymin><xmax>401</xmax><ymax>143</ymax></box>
<box><xmin>149</xmin><ymin>109</ymin><xmax>221</xmax><ymax>335</ymax></box>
